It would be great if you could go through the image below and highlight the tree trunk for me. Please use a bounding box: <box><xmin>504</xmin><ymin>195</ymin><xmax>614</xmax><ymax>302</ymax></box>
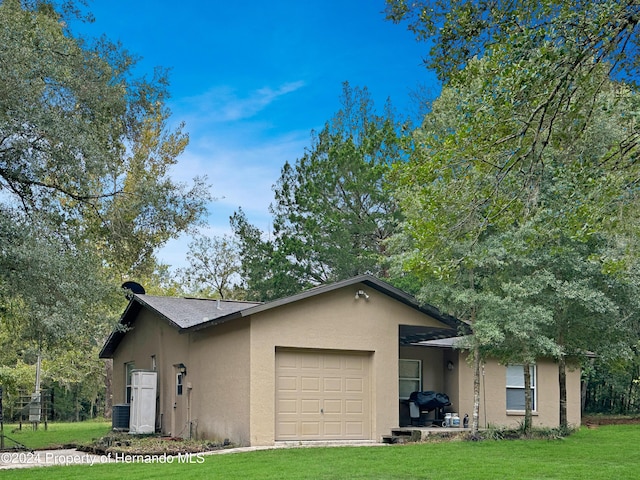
<box><xmin>104</xmin><ymin>359</ymin><xmax>113</xmax><ymax>419</ymax></box>
<box><xmin>74</xmin><ymin>384</ymin><xmax>80</xmax><ymax>422</ymax></box>
<box><xmin>581</xmin><ymin>374</ymin><xmax>588</xmax><ymax>413</ymax></box>
<box><xmin>523</xmin><ymin>363</ymin><xmax>532</xmax><ymax>433</ymax></box>
<box><xmin>472</xmin><ymin>343</ymin><xmax>481</xmax><ymax>434</ymax></box>
<box><xmin>559</xmin><ymin>355</ymin><xmax>568</xmax><ymax>429</ymax></box>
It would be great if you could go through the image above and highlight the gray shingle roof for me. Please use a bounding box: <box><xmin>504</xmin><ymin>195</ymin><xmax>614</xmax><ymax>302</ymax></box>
<box><xmin>99</xmin><ymin>296</ymin><xmax>261</xmax><ymax>358</ymax></box>
<box><xmin>135</xmin><ymin>295</ymin><xmax>261</xmax><ymax>329</ymax></box>
<box><xmin>99</xmin><ymin>275</ymin><xmax>467</xmax><ymax>358</ymax></box>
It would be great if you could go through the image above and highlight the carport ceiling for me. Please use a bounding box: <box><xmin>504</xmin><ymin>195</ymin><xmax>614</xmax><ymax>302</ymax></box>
<box><xmin>399</xmin><ymin>325</ymin><xmax>459</xmax><ymax>346</ymax></box>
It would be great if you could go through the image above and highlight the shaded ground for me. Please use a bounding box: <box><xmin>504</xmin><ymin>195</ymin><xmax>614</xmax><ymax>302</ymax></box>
<box><xmin>583</xmin><ymin>415</ymin><xmax>640</xmax><ymax>425</ymax></box>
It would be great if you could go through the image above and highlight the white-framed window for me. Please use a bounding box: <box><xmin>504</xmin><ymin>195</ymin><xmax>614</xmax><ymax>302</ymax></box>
<box><xmin>506</xmin><ymin>364</ymin><xmax>536</xmax><ymax>411</ymax></box>
<box><xmin>399</xmin><ymin>359</ymin><xmax>422</xmax><ymax>400</ymax></box>
<box><xmin>125</xmin><ymin>362</ymin><xmax>135</xmax><ymax>404</ymax></box>
<box><xmin>176</xmin><ymin>372</ymin><xmax>184</xmax><ymax>396</ymax></box>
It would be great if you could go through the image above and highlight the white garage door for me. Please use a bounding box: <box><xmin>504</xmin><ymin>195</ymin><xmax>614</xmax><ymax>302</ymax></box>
<box><xmin>275</xmin><ymin>349</ymin><xmax>371</xmax><ymax>441</ymax></box>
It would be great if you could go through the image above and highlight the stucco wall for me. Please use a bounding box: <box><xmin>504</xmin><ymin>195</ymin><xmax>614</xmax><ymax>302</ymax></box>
<box><xmin>247</xmin><ymin>283</ymin><xmax>447</xmax><ymax>445</ymax></box>
<box><xmin>399</xmin><ymin>345</ymin><xmax>446</xmax><ymax>393</ymax></box>
<box><xmin>454</xmin><ymin>353</ymin><xmax>582</xmax><ymax>428</ymax></box>
<box><xmin>111</xmin><ymin>290</ymin><xmax>583</xmax><ymax>445</ymax></box>
<box><xmin>188</xmin><ymin>318</ymin><xmax>251</xmax><ymax>445</ymax></box>
<box><xmin>111</xmin><ymin>310</ymin><xmax>190</xmax><ymax>436</ymax></box>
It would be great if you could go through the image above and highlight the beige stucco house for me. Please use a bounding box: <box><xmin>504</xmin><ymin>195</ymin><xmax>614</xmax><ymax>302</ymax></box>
<box><xmin>99</xmin><ymin>275</ymin><xmax>582</xmax><ymax>446</ymax></box>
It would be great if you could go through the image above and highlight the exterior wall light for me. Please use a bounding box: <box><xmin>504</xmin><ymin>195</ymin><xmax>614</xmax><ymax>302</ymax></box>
<box><xmin>355</xmin><ymin>290</ymin><xmax>370</xmax><ymax>300</ymax></box>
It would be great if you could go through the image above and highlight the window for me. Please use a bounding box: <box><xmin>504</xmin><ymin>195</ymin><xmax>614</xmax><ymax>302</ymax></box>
<box><xmin>399</xmin><ymin>359</ymin><xmax>421</xmax><ymax>399</ymax></box>
<box><xmin>125</xmin><ymin>362</ymin><xmax>135</xmax><ymax>404</ymax></box>
<box><xmin>506</xmin><ymin>364</ymin><xmax>536</xmax><ymax>411</ymax></box>
<box><xmin>176</xmin><ymin>373</ymin><xmax>183</xmax><ymax>396</ymax></box>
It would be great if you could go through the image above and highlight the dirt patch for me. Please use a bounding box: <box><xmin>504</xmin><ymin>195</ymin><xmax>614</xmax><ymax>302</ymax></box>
<box><xmin>78</xmin><ymin>432</ymin><xmax>232</xmax><ymax>456</ymax></box>
<box><xmin>583</xmin><ymin>415</ymin><xmax>640</xmax><ymax>426</ymax></box>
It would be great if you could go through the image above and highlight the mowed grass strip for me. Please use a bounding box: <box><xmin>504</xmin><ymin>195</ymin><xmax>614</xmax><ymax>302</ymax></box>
<box><xmin>1</xmin><ymin>420</ymin><xmax>111</xmax><ymax>450</ymax></box>
<box><xmin>2</xmin><ymin>425</ymin><xmax>639</xmax><ymax>480</ymax></box>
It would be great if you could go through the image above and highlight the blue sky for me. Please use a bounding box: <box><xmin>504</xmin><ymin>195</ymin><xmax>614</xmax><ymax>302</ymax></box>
<box><xmin>71</xmin><ymin>0</ymin><xmax>438</xmax><ymax>270</ymax></box>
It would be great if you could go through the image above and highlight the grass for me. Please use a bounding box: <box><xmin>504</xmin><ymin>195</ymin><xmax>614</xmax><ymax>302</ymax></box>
<box><xmin>2</xmin><ymin>425</ymin><xmax>640</xmax><ymax>479</ymax></box>
<box><xmin>0</xmin><ymin>419</ymin><xmax>111</xmax><ymax>450</ymax></box>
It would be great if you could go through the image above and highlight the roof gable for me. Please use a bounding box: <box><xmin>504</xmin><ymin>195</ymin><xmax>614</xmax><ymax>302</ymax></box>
<box><xmin>99</xmin><ymin>275</ymin><xmax>464</xmax><ymax>358</ymax></box>
<box><xmin>99</xmin><ymin>296</ymin><xmax>261</xmax><ymax>358</ymax></box>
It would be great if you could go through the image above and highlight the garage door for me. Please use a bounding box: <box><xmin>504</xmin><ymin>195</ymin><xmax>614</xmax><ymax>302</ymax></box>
<box><xmin>275</xmin><ymin>349</ymin><xmax>371</xmax><ymax>441</ymax></box>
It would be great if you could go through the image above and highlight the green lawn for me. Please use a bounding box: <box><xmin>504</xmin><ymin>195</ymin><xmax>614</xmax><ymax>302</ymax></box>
<box><xmin>2</xmin><ymin>425</ymin><xmax>640</xmax><ymax>479</ymax></box>
<box><xmin>0</xmin><ymin>420</ymin><xmax>111</xmax><ymax>450</ymax></box>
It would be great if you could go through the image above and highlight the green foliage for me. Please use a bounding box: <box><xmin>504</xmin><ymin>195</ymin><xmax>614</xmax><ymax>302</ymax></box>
<box><xmin>386</xmin><ymin>1</ymin><xmax>640</xmax><ymax>86</ymax></box>
<box><xmin>232</xmin><ymin>83</ymin><xmax>406</xmax><ymax>300</ymax></box>
<box><xmin>389</xmin><ymin>43</ymin><xmax>640</xmax><ymax>427</ymax></box>
<box><xmin>230</xmin><ymin>208</ymin><xmax>309</xmax><ymax>302</ymax></box>
<box><xmin>387</xmin><ymin>1</ymin><xmax>640</xmax><ymax>220</ymax></box>
<box><xmin>179</xmin><ymin>235</ymin><xmax>243</xmax><ymax>299</ymax></box>
<box><xmin>585</xmin><ymin>343</ymin><xmax>640</xmax><ymax>414</ymax></box>
<box><xmin>0</xmin><ymin>0</ymin><xmax>209</xmax><ymax>422</ymax></box>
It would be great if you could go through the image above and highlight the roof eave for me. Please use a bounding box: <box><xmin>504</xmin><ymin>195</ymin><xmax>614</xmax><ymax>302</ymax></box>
<box><xmin>180</xmin><ymin>310</ymin><xmax>245</xmax><ymax>333</ymax></box>
<box><xmin>98</xmin><ymin>294</ymin><xmax>184</xmax><ymax>358</ymax></box>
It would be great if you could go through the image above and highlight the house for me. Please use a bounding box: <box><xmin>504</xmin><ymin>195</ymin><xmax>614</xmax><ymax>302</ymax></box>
<box><xmin>99</xmin><ymin>275</ymin><xmax>582</xmax><ymax>446</ymax></box>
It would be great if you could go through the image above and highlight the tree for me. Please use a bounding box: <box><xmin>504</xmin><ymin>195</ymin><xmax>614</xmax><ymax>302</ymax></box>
<box><xmin>390</xmin><ymin>55</ymin><xmax>640</xmax><ymax>431</ymax></box>
<box><xmin>386</xmin><ymin>1</ymin><xmax>640</xmax><ymax>201</ymax></box>
<box><xmin>385</xmin><ymin>1</ymin><xmax>640</xmax><ymax>85</ymax></box>
<box><xmin>0</xmin><ymin>0</ymin><xmax>208</xmax><ymax>315</ymax></box>
<box><xmin>0</xmin><ymin>0</ymin><xmax>208</xmax><ymax>279</ymax></box>
<box><xmin>179</xmin><ymin>235</ymin><xmax>243</xmax><ymax>299</ymax></box>
<box><xmin>81</xmin><ymin>104</ymin><xmax>209</xmax><ymax>281</ymax></box>
<box><xmin>0</xmin><ymin>0</ymin><xmax>209</xmax><ymax>413</ymax></box>
<box><xmin>232</xmin><ymin>83</ymin><xmax>405</xmax><ymax>300</ymax></box>
<box><xmin>230</xmin><ymin>208</ymin><xmax>308</xmax><ymax>301</ymax></box>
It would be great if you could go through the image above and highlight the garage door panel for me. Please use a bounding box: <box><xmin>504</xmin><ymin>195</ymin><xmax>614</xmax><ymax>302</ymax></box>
<box><xmin>345</xmin><ymin>422</ymin><xmax>364</xmax><ymax>436</ymax></box>
<box><xmin>301</xmin><ymin>399</ymin><xmax>320</xmax><ymax>413</ymax></box>
<box><xmin>278</xmin><ymin>399</ymin><xmax>298</xmax><ymax>413</ymax></box>
<box><xmin>278</xmin><ymin>376</ymin><xmax>298</xmax><ymax>391</ymax></box>
<box><xmin>278</xmin><ymin>422</ymin><xmax>298</xmax><ymax>436</ymax></box>
<box><xmin>301</xmin><ymin>376</ymin><xmax>320</xmax><ymax>391</ymax></box>
<box><xmin>345</xmin><ymin>377</ymin><xmax>364</xmax><ymax>393</ymax></box>
<box><xmin>301</xmin><ymin>422</ymin><xmax>320</xmax><ymax>436</ymax></box>
<box><xmin>277</xmin><ymin>354</ymin><xmax>298</xmax><ymax>369</ymax></box>
<box><xmin>300</xmin><ymin>355</ymin><xmax>320</xmax><ymax>369</ymax></box>
<box><xmin>344</xmin><ymin>356</ymin><xmax>365</xmax><ymax>371</ymax></box>
<box><xmin>322</xmin><ymin>355</ymin><xmax>341</xmax><ymax>369</ymax></box>
<box><xmin>345</xmin><ymin>399</ymin><xmax>364</xmax><ymax>414</ymax></box>
<box><xmin>275</xmin><ymin>350</ymin><xmax>370</xmax><ymax>441</ymax></box>
<box><xmin>323</xmin><ymin>422</ymin><xmax>342</xmax><ymax>436</ymax></box>
<box><xmin>323</xmin><ymin>377</ymin><xmax>342</xmax><ymax>392</ymax></box>
<box><xmin>323</xmin><ymin>399</ymin><xmax>343</xmax><ymax>414</ymax></box>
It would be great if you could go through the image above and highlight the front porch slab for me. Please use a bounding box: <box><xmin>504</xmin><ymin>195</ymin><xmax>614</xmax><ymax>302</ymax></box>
<box><xmin>383</xmin><ymin>427</ymin><xmax>472</xmax><ymax>444</ymax></box>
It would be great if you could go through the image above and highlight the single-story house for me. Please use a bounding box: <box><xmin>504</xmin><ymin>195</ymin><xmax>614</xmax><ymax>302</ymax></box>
<box><xmin>99</xmin><ymin>275</ymin><xmax>582</xmax><ymax>446</ymax></box>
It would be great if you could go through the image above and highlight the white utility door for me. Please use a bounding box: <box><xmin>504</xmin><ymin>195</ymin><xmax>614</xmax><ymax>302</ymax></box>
<box><xmin>129</xmin><ymin>370</ymin><xmax>157</xmax><ymax>434</ymax></box>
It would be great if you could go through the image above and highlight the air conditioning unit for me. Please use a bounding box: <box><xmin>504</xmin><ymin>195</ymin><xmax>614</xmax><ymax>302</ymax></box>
<box><xmin>112</xmin><ymin>404</ymin><xmax>130</xmax><ymax>430</ymax></box>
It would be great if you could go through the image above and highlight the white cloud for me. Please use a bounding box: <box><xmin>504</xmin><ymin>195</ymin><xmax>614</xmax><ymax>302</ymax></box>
<box><xmin>158</xmin><ymin>79</ymin><xmax>318</xmax><ymax>271</ymax></box>
<box><xmin>176</xmin><ymin>80</ymin><xmax>306</xmax><ymax>124</ymax></box>
<box><xmin>160</xmin><ymin>123</ymin><xmax>311</xmax><ymax>271</ymax></box>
